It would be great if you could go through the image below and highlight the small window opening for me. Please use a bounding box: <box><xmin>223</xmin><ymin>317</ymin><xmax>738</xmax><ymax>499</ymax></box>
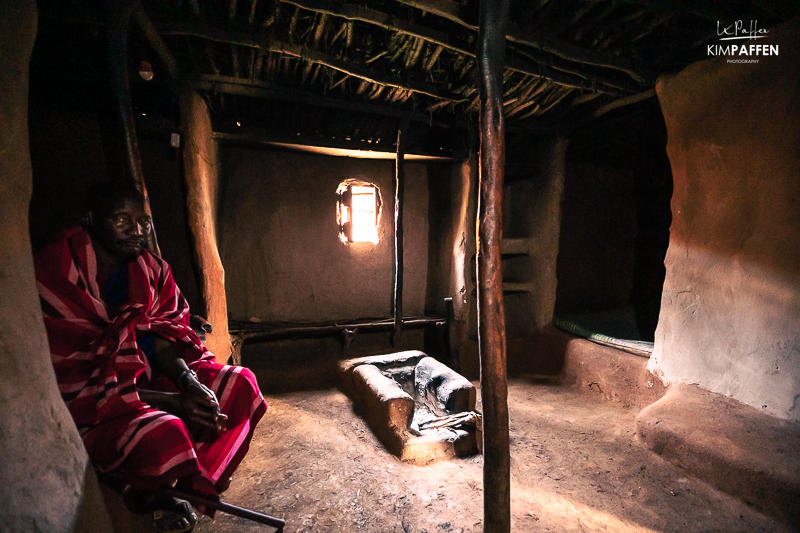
<box><xmin>337</xmin><ymin>180</ymin><xmax>381</xmax><ymax>244</ymax></box>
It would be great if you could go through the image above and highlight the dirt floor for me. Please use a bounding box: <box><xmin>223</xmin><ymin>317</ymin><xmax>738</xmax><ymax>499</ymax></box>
<box><xmin>194</xmin><ymin>380</ymin><xmax>791</xmax><ymax>533</ymax></box>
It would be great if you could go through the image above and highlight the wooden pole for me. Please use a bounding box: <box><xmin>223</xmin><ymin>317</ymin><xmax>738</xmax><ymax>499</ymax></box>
<box><xmin>106</xmin><ymin>0</ymin><xmax>160</xmax><ymax>256</ymax></box>
<box><xmin>392</xmin><ymin>119</ymin><xmax>409</xmax><ymax>346</ymax></box>
<box><xmin>476</xmin><ymin>1</ymin><xmax>510</xmax><ymax>532</ymax></box>
<box><xmin>180</xmin><ymin>86</ymin><xmax>232</xmax><ymax>363</ymax></box>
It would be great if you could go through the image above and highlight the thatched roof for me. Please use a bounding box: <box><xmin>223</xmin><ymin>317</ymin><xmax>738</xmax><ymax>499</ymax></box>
<box><xmin>33</xmin><ymin>0</ymin><xmax>798</xmax><ymax>158</ymax></box>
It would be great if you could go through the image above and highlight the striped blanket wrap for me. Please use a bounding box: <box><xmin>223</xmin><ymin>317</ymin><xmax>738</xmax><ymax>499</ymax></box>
<box><xmin>34</xmin><ymin>226</ymin><xmax>267</xmax><ymax>503</ymax></box>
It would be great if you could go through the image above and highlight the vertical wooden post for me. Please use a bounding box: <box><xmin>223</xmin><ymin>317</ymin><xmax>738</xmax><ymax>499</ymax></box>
<box><xmin>180</xmin><ymin>86</ymin><xmax>231</xmax><ymax>363</ymax></box>
<box><xmin>106</xmin><ymin>0</ymin><xmax>160</xmax><ymax>255</ymax></box>
<box><xmin>477</xmin><ymin>1</ymin><xmax>510</xmax><ymax>532</ymax></box>
<box><xmin>392</xmin><ymin>119</ymin><xmax>409</xmax><ymax>346</ymax></box>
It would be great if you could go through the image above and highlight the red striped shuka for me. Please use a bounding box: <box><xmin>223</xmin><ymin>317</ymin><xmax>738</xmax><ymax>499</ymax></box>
<box><xmin>34</xmin><ymin>226</ymin><xmax>267</xmax><ymax>503</ymax></box>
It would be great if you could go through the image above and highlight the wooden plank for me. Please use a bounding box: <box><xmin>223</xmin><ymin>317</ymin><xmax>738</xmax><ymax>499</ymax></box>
<box><xmin>229</xmin><ymin>316</ymin><xmax>446</xmax><ymax>339</ymax></box>
<box><xmin>592</xmin><ymin>88</ymin><xmax>656</xmax><ymax>117</ymax></box>
<box><xmin>210</xmin><ymin>131</ymin><xmax>457</xmax><ymax>160</ymax></box>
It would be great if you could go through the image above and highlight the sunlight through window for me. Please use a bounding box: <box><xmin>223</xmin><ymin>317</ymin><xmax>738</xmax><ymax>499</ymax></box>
<box><xmin>337</xmin><ymin>180</ymin><xmax>381</xmax><ymax>244</ymax></box>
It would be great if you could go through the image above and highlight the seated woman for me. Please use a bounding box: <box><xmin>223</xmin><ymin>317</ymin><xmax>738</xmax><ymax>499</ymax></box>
<box><xmin>34</xmin><ymin>183</ymin><xmax>267</xmax><ymax>533</ymax></box>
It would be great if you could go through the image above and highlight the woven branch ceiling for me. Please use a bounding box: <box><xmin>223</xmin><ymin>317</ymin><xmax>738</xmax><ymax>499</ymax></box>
<box><xmin>33</xmin><ymin>0</ymin><xmax>798</xmax><ymax>158</ymax></box>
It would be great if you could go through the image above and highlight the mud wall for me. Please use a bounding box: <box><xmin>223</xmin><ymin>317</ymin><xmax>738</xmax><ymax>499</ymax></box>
<box><xmin>0</xmin><ymin>2</ymin><xmax>111</xmax><ymax>529</ymax></box>
<box><xmin>218</xmin><ymin>148</ymin><xmax>436</xmax><ymax>386</ymax></box>
<box><xmin>425</xmin><ymin>156</ymin><xmax>479</xmax><ymax>378</ymax></box>
<box><xmin>219</xmin><ymin>148</ymin><xmax>430</xmax><ymax>323</ymax></box>
<box><xmin>504</xmin><ymin>138</ymin><xmax>568</xmax><ymax>337</ymax></box>
<box><xmin>651</xmin><ymin>19</ymin><xmax>800</xmax><ymax>420</ymax></box>
<box><xmin>426</xmin><ymin>139</ymin><xmax>569</xmax><ymax>379</ymax></box>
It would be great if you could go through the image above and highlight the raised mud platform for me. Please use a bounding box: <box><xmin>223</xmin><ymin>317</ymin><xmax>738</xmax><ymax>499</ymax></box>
<box><xmin>635</xmin><ymin>383</ymin><xmax>800</xmax><ymax>529</ymax></box>
<box><xmin>517</xmin><ymin>326</ymin><xmax>800</xmax><ymax>529</ymax></box>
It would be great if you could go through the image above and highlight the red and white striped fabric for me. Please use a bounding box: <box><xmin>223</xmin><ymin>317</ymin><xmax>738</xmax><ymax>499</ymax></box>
<box><xmin>35</xmin><ymin>226</ymin><xmax>267</xmax><ymax>502</ymax></box>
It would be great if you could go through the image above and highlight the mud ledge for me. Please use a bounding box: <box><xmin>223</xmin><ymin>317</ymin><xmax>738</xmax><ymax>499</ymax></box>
<box><xmin>512</xmin><ymin>326</ymin><xmax>800</xmax><ymax>528</ymax></box>
<box><xmin>635</xmin><ymin>384</ymin><xmax>800</xmax><ymax>528</ymax></box>
<box><xmin>508</xmin><ymin>325</ymin><xmax>667</xmax><ymax>410</ymax></box>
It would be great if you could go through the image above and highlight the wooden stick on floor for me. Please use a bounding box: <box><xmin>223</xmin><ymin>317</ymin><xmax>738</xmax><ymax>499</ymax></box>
<box><xmin>161</xmin><ymin>488</ymin><xmax>286</xmax><ymax>531</ymax></box>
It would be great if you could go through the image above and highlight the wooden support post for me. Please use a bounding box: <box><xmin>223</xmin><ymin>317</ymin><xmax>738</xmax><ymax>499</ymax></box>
<box><xmin>392</xmin><ymin>119</ymin><xmax>409</xmax><ymax>346</ymax></box>
<box><xmin>106</xmin><ymin>0</ymin><xmax>160</xmax><ymax>256</ymax></box>
<box><xmin>477</xmin><ymin>1</ymin><xmax>510</xmax><ymax>532</ymax></box>
<box><xmin>180</xmin><ymin>86</ymin><xmax>231</xmax><ymax>363</ymax></box>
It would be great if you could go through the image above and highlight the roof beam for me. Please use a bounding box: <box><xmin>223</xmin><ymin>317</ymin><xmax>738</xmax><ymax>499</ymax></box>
<box><xmin>157</xmin><ymin>22</ymin><xmax>462</xmax><ymax>101</ymax></box>
<box><xmin>592</xmin><ymin>88</ymin><xmax>656</xmax><ymax>118</ymax></box>
<box><xmin>505</xmin><ymin>56</ymin><xmax>628</xmax><ymax>96</ymax></box>
<box><xmin>187</xmin><ymin>74</ymin><xmax>449</xmax><ymax>126</ymax></box>
<box><xmin>280</xmin><ymin>0</ymin><xmax>634</xmax><ymax>94</ymax></box>
<box><xmin>397</xmin><ymin>0</ymin><xmax>470</xmax><ymax>27</ymax></box>
<box><xmin>396</xmin><ymin>0</ymin><xmax>654</xmax><ymax>85</ymax></box>
<box><xmin>282</xmin><ymin>0</ymin><xmax>456</xmax><ymax>47</ymax></box>
<box><xmin>211</xmin><ymin>131</ymin><xmax>457</xmax><ymax>160</ymax></box>
<box><xmin>44</xmin><ymin>3</ymin><xmax>633</xmax><ymax>98</ymax></box>
<box><xmin>505</xmin><ymin>24</ymin><xmax>654</xmax><ymax>85</ymax></box>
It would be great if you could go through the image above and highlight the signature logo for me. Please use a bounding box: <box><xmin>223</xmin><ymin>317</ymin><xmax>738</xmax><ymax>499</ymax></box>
<box><xmin>716</xmin><ymin>20</ymin><xmax>768</xmax><ymax>40</ymax></box>
<box><xmin>708</xmin><ymin>20</ymin><xmax>778</xmax><ymax>60</ymax></box>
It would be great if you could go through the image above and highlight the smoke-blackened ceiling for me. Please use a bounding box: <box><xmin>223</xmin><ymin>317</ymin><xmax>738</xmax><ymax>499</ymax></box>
<box><xmin>32</xmin><ymin>0</ymin><xmax>798</xmax><ymax>158</ymax></box>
